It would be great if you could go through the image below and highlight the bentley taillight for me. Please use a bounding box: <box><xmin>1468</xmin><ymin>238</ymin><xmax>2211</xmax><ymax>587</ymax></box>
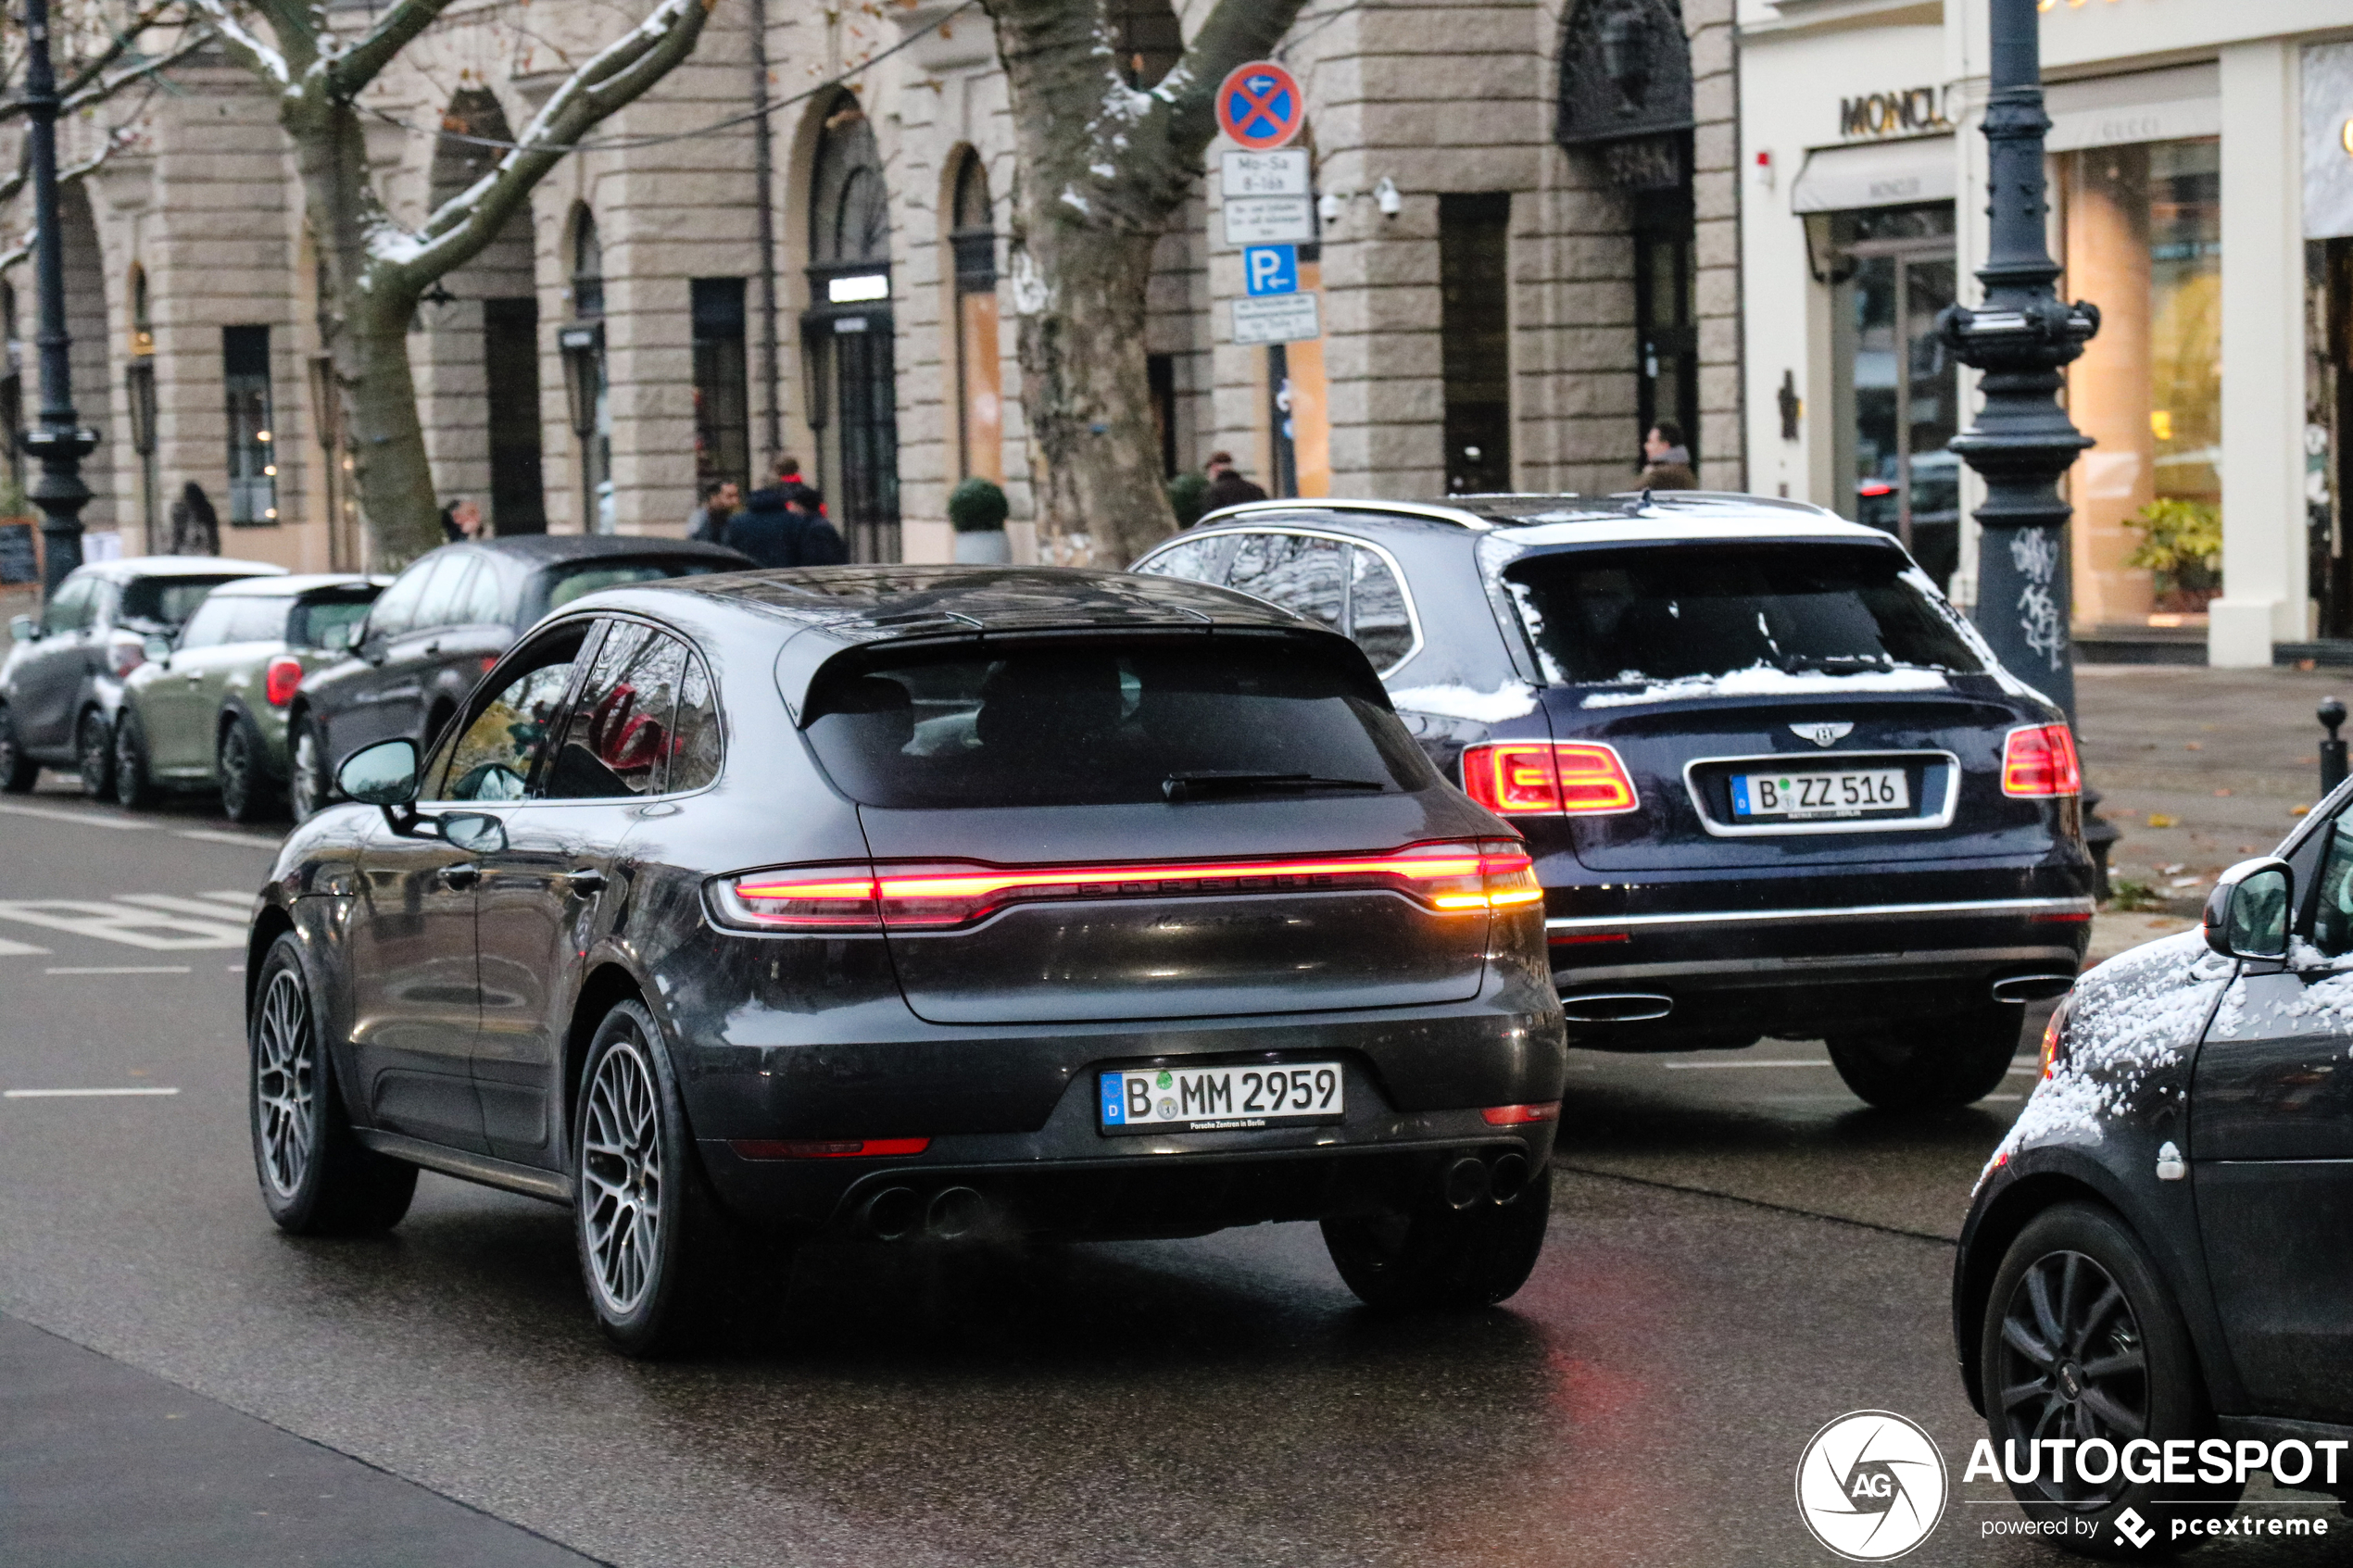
<box><xmin>2002</xmin><ymin>723</ymin><xmax>2082</xmax><ymax>797</ymax></box>
<box><xmin>1460</xmin><ymin>741</ymin><xmax>1639</xmax><ymax>816</ymax></box>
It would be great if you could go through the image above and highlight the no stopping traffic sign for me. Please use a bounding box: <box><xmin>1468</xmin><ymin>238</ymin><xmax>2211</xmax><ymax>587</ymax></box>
<box><xmin>1215</xmin><ymin>61</ymin><xmax>1304</xmax><ymax>151</ymax></box>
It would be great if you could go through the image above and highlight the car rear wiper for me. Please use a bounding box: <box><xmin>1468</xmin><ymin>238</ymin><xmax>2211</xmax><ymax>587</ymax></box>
<box><xmin>1163</xmin><ymin>771</ymin><xmax>1385</xmax><ymax>803</ymax></box>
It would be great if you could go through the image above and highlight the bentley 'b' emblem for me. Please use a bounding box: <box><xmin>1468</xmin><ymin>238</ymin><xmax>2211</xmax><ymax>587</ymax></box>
<box><xmin>1792</xmin><ymin>721</ymin><xmax>1854</xmax><ymax>747</ymax></box>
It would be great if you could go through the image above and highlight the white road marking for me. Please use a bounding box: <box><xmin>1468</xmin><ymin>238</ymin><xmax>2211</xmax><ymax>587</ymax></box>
<box><xmin>175</xmin><ymin>829</ymin><xmax>279</xmax><ymax>849</ymax></box>
<box><xmin>1982</xmin><ymin>1094</ymin><xmax>2024</xmax><ymax>1102</ymax></box>
<box><xmin>112</xmin><ymin>893</ymin><xmax>262</xmax><ymax>922</ymax></box>
<box><xmin>0</xmin><ymin>801</ymin><xmax>156</xmax><ymax>830</ymax></box>
<box><xmin>197</xmin><ymin>890</ymin><xmax>253</xmax><ymax>905</ymax></box>
<box><xmin>5</xmin><ymin>1086</ymin><xmax>180</xmax><ymax>1098</ymax></box>
<box><xmin>1660</xmin><ymin>1059</ymin><xmax>1833</xmax><ymax>1070</ymax></box>
<box><xmin>0</xmin><ymin>899</ymin><xmax>245</xmax><ymax>949</ymax></box>
<box><xmin>0</xmin><ymin>936</ymin><xmax>50</xmax><ymax>956</ymax></box>
<box><xmin>44</xmin><ymin>965</ymin><xmax>192</xmax><ymax>975</ymax></box>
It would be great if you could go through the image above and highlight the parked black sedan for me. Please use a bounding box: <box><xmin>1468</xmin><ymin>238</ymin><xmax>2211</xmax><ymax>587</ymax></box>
<box><xmin>1953</xmin><ymin>819</ymin><xmax>2353</xmax><ymax>1552</ymax></box>
<box><xmin>286</xmin><ymin>533</ymin><xmax>749</xmax><ymax>819</ymax></box>
<box><xmin>245</xmin><ymin>567</ymin><xmax>1567</xmax><ymax>1355</ymax></box>
<box><xmin>1136</xmin><ymin>495</ymin><xmax>2094</xmax><ymax>1110</ymax></box>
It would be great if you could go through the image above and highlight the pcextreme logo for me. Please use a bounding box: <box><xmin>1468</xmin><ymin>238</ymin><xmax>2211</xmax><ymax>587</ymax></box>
<box><xmin>1796</xmin><ymin>1411</ymin><xmax>1948</xmax><ymax>1561</ymax></box>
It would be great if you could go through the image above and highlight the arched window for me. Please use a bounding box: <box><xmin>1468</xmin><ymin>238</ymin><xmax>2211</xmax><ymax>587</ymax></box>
<box><xmin>563</xmin><ymin>206</ymin><xmax>611</xmax><ymax>530</ymax></box>
<box><xmin>948</xmin><ymin>150</ymin><xmax>1000</xmax><ymax>483</ymax></box>
<box><xmin>572</xmin><ymin>208</ymin><xmax>605</xmax><ymax>320</ymax></box>
<box><xmin>805</xmin><ymin>94</ymin><xmax>898</xmax><ymax>560</ymax></box>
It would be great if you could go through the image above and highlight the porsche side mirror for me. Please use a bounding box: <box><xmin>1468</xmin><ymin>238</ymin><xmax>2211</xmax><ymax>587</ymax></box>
<box><xmin>2204</xmin><ymin>857</ymin><xmax>2291</xmax><ymax>962</ymax></box>
<box><xmin>337</xmin><ymin>737</ymin><xmax>419</xmax><ymax>806</ymax></box>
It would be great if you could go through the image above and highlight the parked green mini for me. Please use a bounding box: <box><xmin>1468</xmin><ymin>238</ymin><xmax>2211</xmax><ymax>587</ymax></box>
<box><xmin>114</xmin><ymin>573</ymin><xmax>384</xmax><ymax>821</ymax></box>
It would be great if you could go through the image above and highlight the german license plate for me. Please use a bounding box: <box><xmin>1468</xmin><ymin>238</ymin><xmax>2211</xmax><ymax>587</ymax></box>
<box><xmin>1732</xmin><ymin>768</ymin><xmax>1909</xmax><ymax>821</ymax></box>
<box><xmin>1099</xmin><ymin>1062</ymin><xmax>1344</xmax><ymax>1135</ymax></box>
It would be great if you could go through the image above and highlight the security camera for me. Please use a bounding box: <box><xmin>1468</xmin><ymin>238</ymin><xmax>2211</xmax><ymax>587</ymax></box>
<box><xmin>1373</xmin><ymin>176</ymin><xmax>1401</xmax><ymax>217</ymax></box>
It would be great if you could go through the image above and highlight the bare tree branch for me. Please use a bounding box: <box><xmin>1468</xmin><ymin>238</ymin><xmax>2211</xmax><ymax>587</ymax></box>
<box><xmin>384</xmin><ymin>0</ymin><xmax>711</xmax><ymax>286</ymax></box>
<box><xmin>327</xmin><ymin>0</ymin><xmax>463</xmax><ymax>98</ymax></box>
<box><xmin>182</xmin><ymin>0</ymin><xmax>291</xmax><ymax>83</ymax></box>
<box><xmin>56</xmin><ymin>23</ymin><xmax>215</xmax><ymax>118</ymax></box>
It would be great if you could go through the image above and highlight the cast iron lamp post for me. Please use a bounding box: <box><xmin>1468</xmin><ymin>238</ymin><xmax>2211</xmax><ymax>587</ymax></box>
<box><xmin>1936</xmin><ymin>0</ymin><xmax>2115</xmax><ymax>890</ymax></box>
<box><xmin>19</xmin><ymin>0</ymin><xmax>99</xmax><ymax>596</ymax></box>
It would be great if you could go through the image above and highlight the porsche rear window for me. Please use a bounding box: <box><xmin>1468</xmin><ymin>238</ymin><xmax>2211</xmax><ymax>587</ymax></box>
<box><xmin>1502</xmin><ymin>543</ymin><xmax>1983</xmax><ymax>686</ymax></box>
<box><xmin>802</xmin><ymin>638</ymin><xmax>1434</xmax><ymax>809</ymax></box>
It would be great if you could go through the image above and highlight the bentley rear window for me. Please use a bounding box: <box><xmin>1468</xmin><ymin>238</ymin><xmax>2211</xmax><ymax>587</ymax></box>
<box><xmin>1502</xmin><ymin>543</ymin><xmax>1982</xmax><ymax>687</ymax></box>
<box><xmin>803</xmin><ymin>638</ymin><xmax>1434</xmax><ymax>809</ymax></box>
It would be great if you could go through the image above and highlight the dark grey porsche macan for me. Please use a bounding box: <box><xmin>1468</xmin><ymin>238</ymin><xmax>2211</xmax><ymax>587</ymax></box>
<box><xmin>245</xmin><ymin>567</ymin><xmax>1567</xmax><ymax>1354</ymax></box>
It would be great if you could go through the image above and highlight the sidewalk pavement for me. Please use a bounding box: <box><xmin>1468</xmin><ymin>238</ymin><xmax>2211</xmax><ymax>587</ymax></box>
<box><xmin>2076</xmin><ymin>661</ymin><xmax>2347</xmax><ymax>964</ymax></box>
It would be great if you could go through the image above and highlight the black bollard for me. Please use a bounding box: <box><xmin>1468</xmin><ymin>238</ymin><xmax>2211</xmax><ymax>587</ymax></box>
<box><xmin>2322</xmin><ymin>698</ymin><xmax>2348</xmax><ymax>798</ymax></box>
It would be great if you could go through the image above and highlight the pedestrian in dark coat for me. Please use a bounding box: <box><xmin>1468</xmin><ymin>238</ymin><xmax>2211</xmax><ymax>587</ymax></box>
<box><xmin>724</xmin><ymin>485</ymin><xmax>849</xmax><ymax>568</ymax></box>
<box><xmin>1637</xmin><ymin>421</ymin><xmax>1699</xmax><ymax>490</ymax></box>
<box><xmin>1203</xmin><ymin>450</ymin><xmax>1268</xmax><ymax>511</ymax></box>
<box><xmin>169</xmin><ymin>482</ymin><xmax>220</xmax><ymax>556</ymax></box>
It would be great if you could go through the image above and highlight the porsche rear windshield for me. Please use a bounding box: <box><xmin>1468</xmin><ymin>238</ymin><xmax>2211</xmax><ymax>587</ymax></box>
<box><xmin>1501</xmin><ymin>542</ymin><xmax>1983</xmax><ymax>686</ymax></box>
<box><xmin>802</xmin><ymin>637</ymin><xmax>1435</xmax><ymax>809</ymax></box>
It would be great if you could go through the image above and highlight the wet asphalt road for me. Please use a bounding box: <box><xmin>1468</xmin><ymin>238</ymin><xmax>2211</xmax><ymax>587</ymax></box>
<box><xmin>2</xmin><ymin>785</ymin><xmax>2347</xmax><ymax>1568</ymax></box>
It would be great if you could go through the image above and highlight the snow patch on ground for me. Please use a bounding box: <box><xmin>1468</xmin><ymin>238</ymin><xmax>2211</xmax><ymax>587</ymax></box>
<box><xmin>1387</xmin><ymin>681</ymin><xmax>1541</xmax><ymax>724</ymax></box>
<box><xmin>1580</xmin><ymin>664</ymin><xmax>1952</xmax><ymax>708</ymax></box>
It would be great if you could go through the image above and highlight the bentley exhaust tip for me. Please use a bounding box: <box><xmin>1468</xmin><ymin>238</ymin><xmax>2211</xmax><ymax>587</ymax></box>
<box><xmin>1991</xmin><ymin>972</ymin><xmax>2075</xmax><ymax>1004</ymax></box>
<box><xmin>1441</xmin><ymin>1156</ymin><xmax>1490</xmax><ymax>1211</ymax></box>
<box><xmin>1488</xmin><ymin>1151</ymin><xmax>1529</xmax><ymax>1205</ymax></box>
<box><xmin>863</xmin><ymin>1186</ymin><xmax>924</xmax><ymax>1242</ymax></box>
<box><xmin>1560</xmin><ymin>991</ymin><xmax>1674</xmax><ymax>1023</ymax></box>
<box><xmin>925</xmin><ymin>1185</ymin><xmax>986</xmax><ymax>1241</ymax></box>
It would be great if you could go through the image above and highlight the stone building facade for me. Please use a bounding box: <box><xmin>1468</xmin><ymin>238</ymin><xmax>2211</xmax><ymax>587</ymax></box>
<box><xmin>5</xmin><ymin>0</ymin><xmax>1744</xmax><ymax>573</ymax></box>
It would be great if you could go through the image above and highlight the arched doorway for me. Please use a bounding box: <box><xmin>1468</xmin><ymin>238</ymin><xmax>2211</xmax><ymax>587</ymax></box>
<box><xmin>425</xmin><ymin>90</ymin><xmax>545</xmax><ymax>533</ymax></box>
<box><xmin>1555</xmin><ymin>0</ymin><xmax>1698</xmax><ymax>478</ymax></box>
<box><xmin>803</xmin><ymin>94</ymin><xmax>898</xmax><ymax>562</ymax></box>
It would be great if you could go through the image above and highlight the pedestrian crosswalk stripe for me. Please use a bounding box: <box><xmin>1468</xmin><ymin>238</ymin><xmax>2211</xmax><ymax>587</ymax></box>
<box><xmin>113</xmin><ymin>893</ymin><xmax>261</xmax><ymax>922</ymax></box>
<box><xmin>0</xmin><ymin>899</ymin><xmax>245</xmax><ymax>950</ymax></box>
<box><xmin>45</xmin><ymin>965</ymin><xmax>194</xmax><ymax>975</ymax></box>
<box><xmin>0</xmin><ymin>802</ymin><xmax>156</xmax><ymax>831</ymax></box>
<box><xmin>175</xmin><ymin>829</ymin><xmax>279</xmax><ymax>849</ymax></box>
<box><xmin>5</xmin><ymin>1086</ymin><xmax>181</xmax><ymax>1098</ymax></box>
<box><xmin>0</xmin><ymin>936</ymin><xmax>50</xmax><ymax>957</ymax></box>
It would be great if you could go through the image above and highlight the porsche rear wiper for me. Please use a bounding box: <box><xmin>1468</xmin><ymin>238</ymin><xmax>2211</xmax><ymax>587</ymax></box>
<box><xmin>1163</xmin><ymin>771</ymin><xmax>1385</xmax><ymax>803</ymax></box>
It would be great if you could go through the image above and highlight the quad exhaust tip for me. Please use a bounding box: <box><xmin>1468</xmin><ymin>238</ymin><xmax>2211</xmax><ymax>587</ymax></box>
<box><xmin>1991</xmin><ymin>972</ymin><xmax>2075</xmax><ymax>1004</ymax></box>
<box><xmin>926</xmin><ymin>1186</ymin><xmax>986</xmax><ymax>1241</ymax></box>
<box><xmin>1488</xmin><ymin>1152</ymin><xmax>1529</xmax><ymax>1205</ymax></box>
<box><xmin>1441</xmin><ymin>1157</ymin><xmax>1491</xmax><ymax>1210</ymax></box>
<box><xmin>862</xmin><ymin>1185</ymin><xmax>924</xmax><ymax>1242</ymax></box>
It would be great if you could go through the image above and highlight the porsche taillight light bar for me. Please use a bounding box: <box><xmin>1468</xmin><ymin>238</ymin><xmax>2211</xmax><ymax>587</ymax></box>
<box><xmin>2002</xmin><ymin>723</ymin><xmax>2082</xmax><ymax>797</ymax></box>
<box><xmin>713</xmin><ymin>841</ymin><xmax>1542</xmax><ymax>933</ymax></box>
<box><xmin>1459</xmin><ymin>741</ymin><xmax>1640</xmax><ymax>816</ymax></box>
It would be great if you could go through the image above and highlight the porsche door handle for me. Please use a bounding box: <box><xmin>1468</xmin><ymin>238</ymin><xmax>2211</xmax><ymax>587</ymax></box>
<box><xmin>561</xmin><ymin>869</ymin><xmax>606</xmax><ymax>895</ymax></box>
<box><xmin>436</xmin><ymin>864</ymin><xmax>480</xmax><ymax>889</ymax></box>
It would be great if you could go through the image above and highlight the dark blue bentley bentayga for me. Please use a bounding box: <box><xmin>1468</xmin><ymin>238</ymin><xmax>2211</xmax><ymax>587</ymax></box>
<box><xmin>1136</xmin><ymin>492</ymin><xmax>2094</xmax><ymax>1110</ymax></box>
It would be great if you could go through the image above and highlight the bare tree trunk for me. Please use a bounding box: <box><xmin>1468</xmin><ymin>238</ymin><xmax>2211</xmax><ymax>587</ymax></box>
<box><xmin>191</xmin><ymin>0</ymin><xmax>711</xmax><ymax>567</ymax></box>
<box><xmin>984</xmin><ymin>0</ymin><xmax>1310</xmax><ymax>566</ymax></box>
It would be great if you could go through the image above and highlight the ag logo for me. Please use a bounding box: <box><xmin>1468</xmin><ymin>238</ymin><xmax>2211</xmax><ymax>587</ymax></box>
<box><xmin>1792</xmin><ymin>721</ymin><xmax>1855</xmax><ymax>747</ymax></box>
<box><xmin>1795</xmin><ymin>1411</ymin><xmax>1947</xmax><ymax>1561</ymax></box>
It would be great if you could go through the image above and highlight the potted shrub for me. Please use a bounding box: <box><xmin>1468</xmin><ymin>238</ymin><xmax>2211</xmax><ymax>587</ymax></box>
<box><xmin>2124</xmin><ymin>498</ymin><xmax>2221</xmax><ymax>613</ymax></box>
<box><xmin>949</xmin><ymin>476</ymin><xmax>1011</xmax><ymax>564</ymax></box>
